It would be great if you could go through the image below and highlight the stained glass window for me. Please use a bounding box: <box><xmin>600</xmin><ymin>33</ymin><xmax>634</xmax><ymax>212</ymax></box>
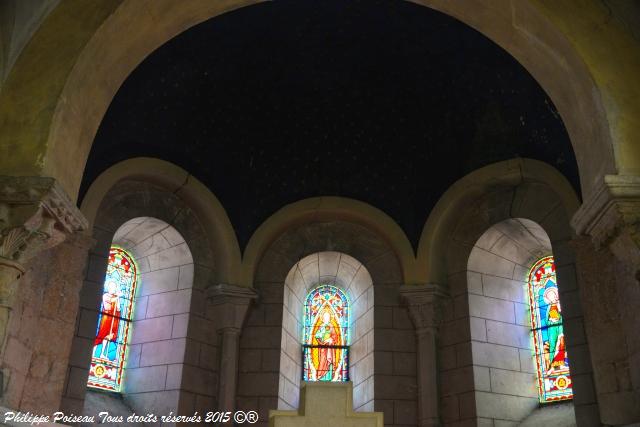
<box><xmin>87</xmin><ymin>247</ymin><xmax>138</xmax><ymax>392</ymax></box>
<box><xmin>527</xmin><ymin>256</ymin><xmax>573</xmax><ymax>402</ymax></box>
<box><xmin>302</xmin><ymin>284</ymin><xmax>349</xmax><ymax>382</ymax></box>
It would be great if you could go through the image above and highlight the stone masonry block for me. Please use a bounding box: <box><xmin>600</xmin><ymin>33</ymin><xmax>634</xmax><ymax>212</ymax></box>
<box><xmin>474</xmin><ymin>391</ymin><xmax>537</xmax><ymax>421</ymax></box>
<box><xmin>130</xmin><ymin>315</ymin><xmax>173</xmax><ymax>344</ymax></box>
<box><xmin>471</xmin><ymin>341</ymin><xmax>520</xmax><ymax>370</ymax></box>
<box><xmin>470</xmin><ymin>317</ymin><xmax>487</xmax><ymax>341</ymax></box>
<box><xmin>138</xmin><ymin>267</ymin><xmax>180</xmax><ymax>296</ymax></box>
<box><xmin>441</xmin><ymin>366</ymin><xmax>476</xmax><ymax>396</ymax></box>
<box><xmin>482</xmin><ymin>275</ymin><xmax>527</xmax><ymax>303</ymax></box>
<box><xmin>393</xmin><ymin>352</ymin><xmax>416</xmax><ymax>376</ymax></box>
<box><xmin>178</xmin><ymin>263</ymin><xmax>195</xmax><ymax>289</ymax></box>
<box><xmin>374</xmin><ymin>375</ymin><xmax>417</xmax><ymax>400</ymax></box>
<box><xmin>238</xmin><ymin>372</ymin><xmax>279</xmax><ymax>397</ymax></box>
<box><xmin>468</xmin><ymin>248</ymin><xmax>515</xmax><ymax>279</ymax></box>
<box><xmin>139</xmin><ymin>338</ymin><xmax>187</xmax><ymax>366</ymax></box>
<box><xmin>486</xmin><ymin>320</ymin><xmax>531</xmax><ymax>349</ymax></box>
<box><xmin>147</xmin><ymin>242</ymin><xmax>193</xmax><ymax>270</ymax></box>
<box><xmin>394</xmin><ymin>399</ymin><xmax>417</xmax><ymax>425</ymax></box>
<box><xmin>165</xmin><ymin>363</ymin><xmax>183</xmax><ymax>389</ymax></box>
<box><xmin>123</xmin><ymin>365</ymin><xmax>168</xmax><ymax>393</ymax></box>
<box><xmin>375</xmin><ymin>329</ymin><xmax>415</xmax><ymax>353</ymax></box>
<box><xmin>474</xmin><ymin>365</ymin><xmax>491</xmax><ymax>391</ymax></box>
<box><xmin>146</xmin><ymin>289</ymin><xmax>191</xmax><ymax>317</ymax></box>
<box><xmin>468</xmin><ymin>294</ymin><xmax>515</xmax><ymax>323</ymax></box>
<box><xmin>489</xmin><ymin>368</ymin><xmax>537</xmax><ymax>398</ymax></box>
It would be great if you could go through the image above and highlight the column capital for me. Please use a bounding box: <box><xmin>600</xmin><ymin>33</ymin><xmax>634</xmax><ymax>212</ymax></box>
<box><xmin>572</xmin><ymin>174</ymin><xmax>640</xmax><ymax>249</ymax></box>
<box><xmin>0</xmin><ymin>176</ymin><xmax>87</xmax><ymax>264</ymax></box>
<box><xmin>399</xmin><ymin>284</ymin><xmax>448</xmax><ymax>333</ymax></box>
<box><xmin>207</xmin><ymin>283</ymin><xmax>258</xmax><ymax>331</ymax></box>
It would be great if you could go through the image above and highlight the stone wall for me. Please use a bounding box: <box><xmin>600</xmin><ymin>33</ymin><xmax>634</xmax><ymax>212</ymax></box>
<box><xmin>62</xmin><ymin>179</ymin><xmax>221</xmax><ymax>422</ymax></box>
<box><xmin>1</xmin><ymin>234</ymin><xmax>91</xmax><ymax>414</ymax></box>
<box><xmin>276</xmin><ymin>252</ymin><xmax>374</xmax><ymax>412</ymax></box>
<box><xmin>439</xmin><ymin>219</ymin><xmax>576</xmax><ymax>426</ymax></box>
<box><xmin>237</xmin><ymin>221</ymin><xmax>414</xmax><ymax>427</ymax></box>
<box><xmin>113</xmin><ymin>217</ymin><xmax>197</xmax><ymax>415</ymax></box>
<box><xmin>64</xmin><ymin>217</ymin><xmax>206</xmax><ymax>419</ymax></box>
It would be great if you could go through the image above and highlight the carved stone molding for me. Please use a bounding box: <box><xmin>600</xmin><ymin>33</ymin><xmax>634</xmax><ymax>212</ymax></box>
<box><xmin>399</xmin><ymin>284</ymin><xmax>448</xmax><ymax>335</ymax></box>
<box><xmin>572</xmin><ymin>174</ymin><xmax>640</xmax><ymax>250</ymax></box>
<box><xmin>400</xmin><ymin>284</ymin><xmax>447</xmax><ymax>427</ymax></box>
<box><xmin>0</xmin><ymin>176</ymin><xmax>88</xmax><ymax>264</ymax></box>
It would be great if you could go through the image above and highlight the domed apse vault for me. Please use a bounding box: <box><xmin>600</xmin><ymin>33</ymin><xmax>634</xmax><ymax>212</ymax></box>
<box><xmin>81</xmin><ymin>0</ymin><xmax>579</xmax><ymax>250</ymax></box>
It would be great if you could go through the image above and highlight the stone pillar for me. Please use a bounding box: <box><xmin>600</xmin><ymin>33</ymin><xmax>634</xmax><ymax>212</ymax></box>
<box><xmin>207</xmin><ymin>284</ymin><xmax>257</xmax><ymax>412</ymax></box>
<box><xmin>0</xmin><ymin>176</ymin><xmax>87</xmax><ymax>407</ymax></box>
<box><xmin>399</xmin><ymin>284</ymin><xmax>446</xmax><ymax>427</ymax></box>
<box><xmin>572</xmin><ymin>174</ymin><xmax>640</xmax><ymax>425</ymax></box>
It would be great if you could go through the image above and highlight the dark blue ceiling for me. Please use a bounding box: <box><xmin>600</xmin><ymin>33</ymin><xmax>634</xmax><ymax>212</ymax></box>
<box><xmin>82</xmin><ymin>0</ymin><xmax>579</xmax><ymax>251</ymax></box>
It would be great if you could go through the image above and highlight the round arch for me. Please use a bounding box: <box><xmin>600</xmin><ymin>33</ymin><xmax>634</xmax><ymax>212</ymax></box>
<box><xmin>419</xmin><ymin>158</ymin><xmax>598</xmax><ymax>425</ymax></box>
<box><xmin>417</xmin><ymin>158</ymin><xmax>580</xmax><ymax>286</ymax></box>
<box><xmin>81</xmin><ymin>157</ymin><xmax>242</xmax><ymax>286</ymax></box>
<box><xmin>240</xmin><ymin>196</ymin><xmax>416</xmax><ymax>288</ymax></box>
<box><xmin>1</xmin><ymin>0</ymin><xmax>638</xmax><ymax>203</ymax></box>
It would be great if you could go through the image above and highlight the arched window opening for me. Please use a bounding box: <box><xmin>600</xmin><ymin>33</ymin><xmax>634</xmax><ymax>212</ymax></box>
<box><xmin>87</xmin><ymin>247</ymin><xmax>138</xmax><ymax>392</ymax></box>
<box><xmin>527</xmin><ymin>256</ymin><xmax>573</xmax><ymax>402</ymax></box>
<box><xmin>302</xmin><ymin>284</ymin><xmax>349</xmax><ymax>382</ymax></box>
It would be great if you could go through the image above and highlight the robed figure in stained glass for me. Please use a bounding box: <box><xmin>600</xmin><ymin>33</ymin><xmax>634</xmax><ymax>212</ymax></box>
<box><xmin>541</xmin><ymin>287</ymin><xmax>566</xmax><ymax>373</ymax></box>
<box><xmin>528</xmin><ymin>256</ymin><xmax>573</xmax><ymax>402</ymax></box>
<box><xmin>303</xmin><ymin>285</ymin><xmax>349</xmax><ymax>382</ymax></box>
<box><xmin>312</xmin><ymin>311</ymin><xmax>341</xmax><ymax>380</ymax></box>
<box><xmin>94</xmin><ymin>280</ymin><xmax>122</xmax><ymax>360</ymax></box>
<box><xmin>87</xmin><ymin>247</ymin><xmax>138</xmax><ymax>392</ymax></box>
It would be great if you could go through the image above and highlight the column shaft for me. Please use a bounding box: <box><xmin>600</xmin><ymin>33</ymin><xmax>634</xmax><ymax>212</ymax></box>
<box><xmin>218</xmin><ymin>328</ymin><xmax>241</xmax><ymax>412</ymax></box>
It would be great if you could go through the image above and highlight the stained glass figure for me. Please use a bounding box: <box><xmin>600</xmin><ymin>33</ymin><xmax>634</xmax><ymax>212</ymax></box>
<box><xmin>87</xmin><ymin>247</ymin><xmax>138</xmax><ymax>392</ymax></box>
<box><xmin>303</xmin><ymin>284</ymin><xmax>349</xmax><ymax>382</ymax></box>
<box><xmin>527</xmin><ymin>256</ymin><xmax>573</xmax><ymax>402</ymax></box>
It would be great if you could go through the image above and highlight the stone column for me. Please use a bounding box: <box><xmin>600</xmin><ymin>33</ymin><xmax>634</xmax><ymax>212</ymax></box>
<box><xmin>207</xmin><ymin>284</ymin><xmax>257</xmax><ymax>413</ymax></box>
<box><xmin>572</xmin><ymin>174</ymin><xmax>640</xmax><ymax>425</ymax></box>
<box><xmin>399</xmin><ymin>284</ymin><xmax>447</xmax><ymax>427</ymax></box>
<box><xmin>0</xmin><ymin>176</ymin><xmax>87</xmax><ymax>404</ymax></box>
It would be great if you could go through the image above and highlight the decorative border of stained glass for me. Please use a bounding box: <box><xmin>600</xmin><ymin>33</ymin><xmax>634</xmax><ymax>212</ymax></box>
<box><xmin>302</xmin><ymin>284</ymin><xmax>349</xmax><ymax>382</ymax></box>
<box><xmin>527</xmin><ymin>256</ymin><xmax>573</xmax><ymax>403</ymax></box>
<box><xmin>87</xmin><ymin>247</ymin><xmax>138</xmax><ymax>392</ymax></box>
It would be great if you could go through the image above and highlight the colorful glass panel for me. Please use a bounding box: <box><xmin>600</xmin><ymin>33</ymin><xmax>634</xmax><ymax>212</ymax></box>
<box><xmin>527</xmin><ymin>256</ymin><xmax>573</xmax><ymax>402</ymax></box>
<box><xmin>87</xmin><ymin>247</ymin><xmax>138</xmax><ymax>392</ymax></box>
<box><xmin>303</xmin><ymin>284</ymin><xmax>349</xmax><ymax>382</ymax></box>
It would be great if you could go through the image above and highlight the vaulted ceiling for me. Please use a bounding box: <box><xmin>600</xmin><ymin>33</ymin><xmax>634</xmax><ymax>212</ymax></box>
<box><xmin>81</xmin><ymin>0</ymin><xmax>578</xmax><ymax>250</ymax></box>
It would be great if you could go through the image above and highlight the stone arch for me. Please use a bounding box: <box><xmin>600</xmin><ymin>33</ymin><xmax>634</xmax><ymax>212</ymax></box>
<box><xmin>63</xmin><ymin>159</ymin><xmax>234</xmax><ymax>416</ymax></box>
<box><xmin>417</xmin><ymin>158</ymin><xmax>580</xmax><ymax>286</ymax></box>
<box><xmin>241</xmin><ymin>196</ymin><xmax>416</xmax><ymax>288</ymax></box>
<box><xmin>278</xmin><ymin>252</ymin><xmax>374</xmax><ymax>412</ymax></box>
<box><xmin>422</xmin><ymin>159</ymin><xmax>599</xmax><ymax>425</ymax></box>
<box><xmin>80</xmin><ymin>157</ymin><xmax>242</xmax><ymax>286</ymax></box>
<box><xmin>238</xmin><ymin>213</ymin><xmax>416</xmax><ymax>425</ymax></box>
<box><xmin>2</xmin><ymin>0</ymin><xmax>639</xmax><ymax>202</ymax></box>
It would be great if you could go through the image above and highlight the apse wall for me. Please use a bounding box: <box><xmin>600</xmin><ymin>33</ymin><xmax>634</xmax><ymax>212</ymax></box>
<box><xmin>277</xmin><ymin>252</ymin><xmax>374</xmax><ymax>411</ymax></box>
<box><xmin>76</xmin><ymin>217</ymin><xmax>199</xmax><ymax>418</ymax></box>
<box><xmin>112</xmin><ymin>217</ymin><xmax>195</xmax><ymax>412</ymax></box>
<box><xmin>461</xmin><ymin>218</ymin><xmax>575</xmax><ymax>425</ymax></box>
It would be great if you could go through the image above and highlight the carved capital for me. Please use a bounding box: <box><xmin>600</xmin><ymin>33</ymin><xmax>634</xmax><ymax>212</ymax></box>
<box><xmin>572</xmin><ymin>175</ymin><xmax>640</xmax><ymax>250</ymax></box>
<box><xmin>0</xmin><ymin>176</ymin><xmax>88</xmax><ymax>264</ymax></box>
<box><xmin>207</xmin><ymin>283</ymin><xmax>258</xmax><ymax>331</ymax></box>
<box><xmin>399</xmin><ymin>284</ymin><xmax>448</xmax><ymax>335</ymax></box>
